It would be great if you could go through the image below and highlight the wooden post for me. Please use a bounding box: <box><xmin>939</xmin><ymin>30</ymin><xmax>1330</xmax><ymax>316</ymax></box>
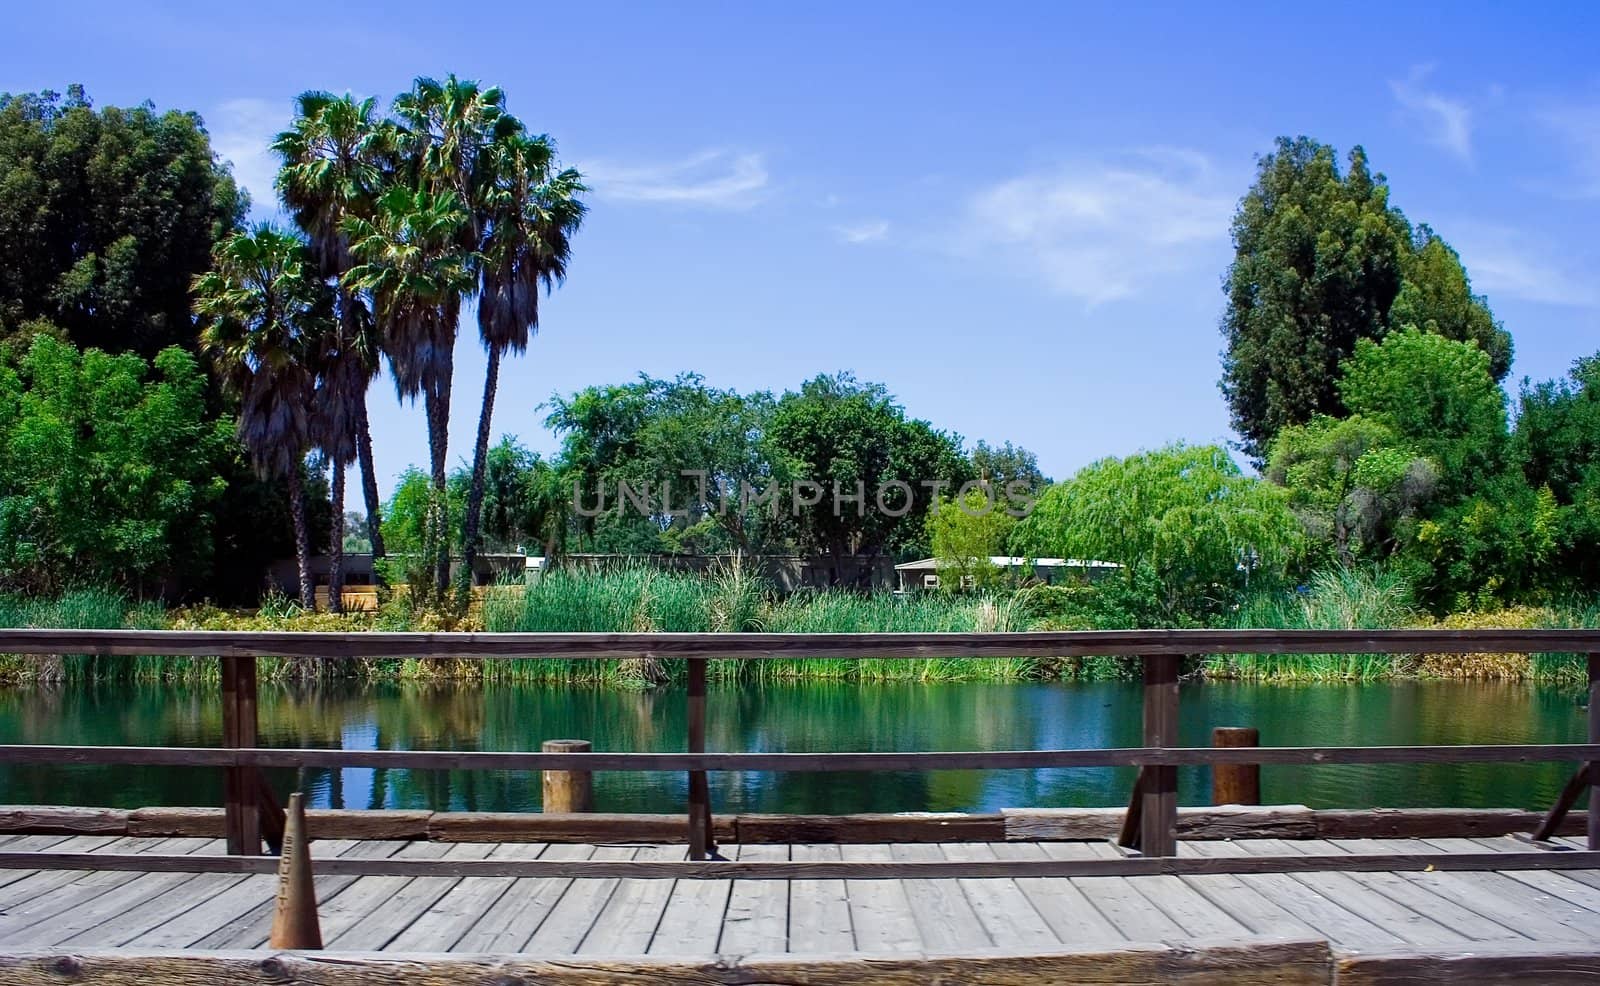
<box><xmin>1211</xmin><ymin>726</ymin><xmax>1261</xmax><ymax>806</ymax></box>
<box><xmin>1140</xmin><ymin>654</ymin><xmax>1180</xmax><ymax>857</ymax></box>
<box><xmin>221</xmin><ymin>655</ymin><xmax>261</xmax><ymax>856</ymax></box>
<box><xmin>686</xmin><ymin>657</ymin><xmax>715</xmax><ymax>860</ymax></box>
<box><xmin>542</xmin><ymin>740</ymin><xmax>594</xmax><ymax>813</ymax></box>
<box><xmin>1589</xmin><ymin>654</ymin><xmax>1599</xmax><ymax>851</ymax></box>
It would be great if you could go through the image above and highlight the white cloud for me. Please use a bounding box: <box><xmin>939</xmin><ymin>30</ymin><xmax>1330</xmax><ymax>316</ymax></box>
<box><xmin>1535</xmin><ymin>101</ymin><xmax>1600</xmax><ymax>198</ymax></box>
<box><xmin>209</xmin><ymin>97</ymin><xmax>288</xmax><ymax>217</ymax></box>
<box><xmin>967</xmin><ymin>151</ymin><xmax>1234</xmax><ymax>304</ymax></box>
<box><xmin>1390</xmin><ymin>66</ymin><xmax>1474</xmax><ymax>162</ymax></box>
<box><xmin>584</xmin><ymin>150</ymin><xmax>768</xmax><ymax>208</ymax></box>
<box><xmin>835</xmin><ymin>220</ymin><xmax>889</xmax><ymax>244</ymax></box>
<box><xmin>1451</xmin><ymin>223</ymin><xmax>1597</xmax><ymax>307</ymax></box>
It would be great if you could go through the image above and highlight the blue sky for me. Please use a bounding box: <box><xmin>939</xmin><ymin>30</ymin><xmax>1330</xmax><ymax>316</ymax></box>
<box><xmin>7</xmin><ymin>2</ymin><xmax>1599</xmax><ymax>496</ymax></box>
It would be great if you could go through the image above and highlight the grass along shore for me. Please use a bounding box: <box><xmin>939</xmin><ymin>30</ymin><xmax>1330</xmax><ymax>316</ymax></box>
<box><xmin>0</xmin><ymin>568</ymin><xmax>1595</xmax><ymax>685</ymax></box>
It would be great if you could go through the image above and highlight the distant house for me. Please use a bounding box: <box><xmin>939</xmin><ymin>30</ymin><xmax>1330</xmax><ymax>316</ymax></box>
<box><xmin>893</xmin><ymin>556</ymin><xmax>1119</xmax><ymax>591</ymax></box>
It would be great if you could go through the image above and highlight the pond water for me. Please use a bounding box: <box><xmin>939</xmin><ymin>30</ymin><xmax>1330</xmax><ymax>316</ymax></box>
<box><xmin>0</xmin><ymin>679</ymin><xmax>1586</xmax><ymax>814</ymax></box>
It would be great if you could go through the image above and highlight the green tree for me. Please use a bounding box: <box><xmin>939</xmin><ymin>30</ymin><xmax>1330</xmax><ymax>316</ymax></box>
<box><xmin>767</xmin><ymin>374</ymin><xmax>970</xmax><ymax>578</ymax></box>
<box><xmin>1220</xmin><ymin>138</ymin><xmax>1509</xmax><ymax>461</ymax></box>
<box><xmin>461</xmin><ymin>132</ymin><xmax>586</xmax><ymax>595</ymax></box>
<box><xmin>0</xmin><ymin>336</ymin><xmax>227</xmax><ymax>593</ymax></box>
<box><xmin>1266</xmin><ymin>414</ymin><xmax>1436</xmax><ymax>566</ymax></box>
<box><xmin>194</xmin><ymin>226</ymin><xmax>335</xmax><ymax>608</ymax></box>
<box><xmin>1011</xmin><ymin>443</ymin><xmax>1303</xmax><ymax>621</ymax></box>
<box><xmin>0</xmin><ymin>86</ymin><xmax>245</xmax><ymax>357</ymax></box>
<box><xmin>1510</xmin><ymin>352</ymin><xmax>1600</xmax><ymax>590</ymax></box>
<box><xmin>1337</xmin><ymin>329</ymin><xmax>1507</xmax><ymax>496</ymax></box>
<box><xmin>928</xmin><ymin>489</ymin><xmax>1017</xmax><ymax>590</ymax></box>
<box><xmin>970</xmin><ymin>440</ymin><xmax>1046</xmax><ymax>492</ymax></box>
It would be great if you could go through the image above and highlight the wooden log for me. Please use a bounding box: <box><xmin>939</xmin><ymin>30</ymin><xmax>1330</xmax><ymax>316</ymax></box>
<box><xmin>1140</xmin><ymin>654</ymin><xmax>1180</xmax><ymax>857</ymax></box>
<box><xmin>1313</xmin><ymin>807</ymin><xmax>1586</xmax><ymax>839</ymax></box>
<box><xmin>1006</xmin><ymin>805</ymin><xmax>1315</xmax><ymax>841</ymax></box>
<box><xmin>0</xmin><ymin>937</ymin><xmax>1335</xmax><ymax>984</ymax></box>
<box><xmin>126</xmin><ymin>807</ymin><xmax>435</xmax><ymax>841</ymax></box>
<box><xmin>1211</xmin><ymin>726</ymin><xmax>1260</xmax><ymax>805</ymax></box>
<box><xmin>427</xmin><ymin>811</ymin><xmax>736</xmax><ymax>844</ymax></box>
<box><xmin>735</xmin><ymin>812</ymin><xmax>1004</xmax><ymax>844</ymax></box>
<box><xmin>1335</xmin><ymin>941</ymin><xmax>1600</xmax><ymax>985</ymax></box>
<box><xmin>541</xmin><ymin>739</ymin><xmax>594</xmax><ymax>813</ymax></box>
<box><xmin>0</xmin><ymin>807</ymin><xmax>127</xmax><ymax>835</ymax></box>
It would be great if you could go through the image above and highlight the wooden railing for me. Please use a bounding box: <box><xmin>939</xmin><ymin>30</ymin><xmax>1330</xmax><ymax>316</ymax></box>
<box><xmin>0</xmin><ymin>628</ymin><xmax>1597</xmax><ymax>879</ymax></box>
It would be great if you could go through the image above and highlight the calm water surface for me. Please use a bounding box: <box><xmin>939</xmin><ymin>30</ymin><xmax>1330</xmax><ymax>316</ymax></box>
<box><xmin>0</xmin><ymin>679</ymin><xmax>1586</xmax><ymax>813</ymax></box>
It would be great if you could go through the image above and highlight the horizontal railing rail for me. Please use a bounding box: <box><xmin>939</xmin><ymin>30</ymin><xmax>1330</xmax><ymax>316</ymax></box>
<box><xmin>0</xmin><ymin>627</ymin><xmax>1597</xmax><ymax>871</ymax></box>
<box><xmin>1</xmin><ymin>627</ymin><xmax>1598</xmax><ymax>658</ymax></box>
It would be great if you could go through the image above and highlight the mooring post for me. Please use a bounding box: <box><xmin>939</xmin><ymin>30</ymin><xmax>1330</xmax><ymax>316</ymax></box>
<box><xmin>1589</xmin><ymin>653</ymin><xmax>1599</xmax><ymax>851</ymax></box>
<box><xmin>1141</xmin><ymin>654</ymin><xmax>1180</xmax><ymax>857</ymax></box>
<box><xmin>1212</xmin><ymin>726</ymin><xmax>1261</xmax><ymax>806</ymax></box>
<box><xmin>542</xmin><ymin>739</ymin><xmax>594</xmax><ymax>813</ymax></box>
<box><xmin>686</xmin><ymin>657</ymin><xmax>715</xmax><ymax>860</ymax></box>
<box><xmin>221</xmin><ymin>655</ymin><xmax>263</xmax><ymax>856</ymax></box>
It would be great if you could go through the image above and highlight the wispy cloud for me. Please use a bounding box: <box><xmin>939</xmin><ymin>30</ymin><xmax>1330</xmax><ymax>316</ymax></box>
<box><xmin>966</xmin><ymin>150</ymin><xmax>1234</xmax><ymax>304</ymax></box>
<box><xmin>1451</xmin><ymin>223</ymin><xmax>1597</xmax><ymax>307</ymax></box>
<box><xmin>1390</xmin><ymin>66</ymin><xmax>1474</xmax><ymax>162</ymax></box>
<box><xmin>209</xmin><ymin>97</ymin><xmax>287</xmax><ymax>217</ymax></box>
<box><xmin>835</xmin><ymin>220</ymin><xmax>889</xmax><ymax>244</ymax></box>
<box><xmin>584</xmin><ymin>150</ymin><xmax>768</xmax><ymax>208</ymax></box>
<box><xmin>1535</xmin><ymin>100</ymin><xmax>1600</xmax><ymax>198</ymax></box>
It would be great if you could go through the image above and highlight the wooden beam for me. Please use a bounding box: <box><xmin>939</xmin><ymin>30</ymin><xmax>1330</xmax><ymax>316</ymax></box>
<box><xmin>686</xmin><ymin>657</ymin><xmax>714</xmax><ymax>860</ymax></box>
<box><xmin>1335</xmin><ymin>941</ymin><xmax>1600</xmax><ymax>985</ymax></box>
<box><xmin>6</xmin><ymin>742</ymin><xmax>1595</xmax><ymax>772</ymax></box>
<box><xmin>1140</xmin><ymin>654</ymin><xmax>1180</xmax><ymax>858</ymax></box>
<box><xmin>2</xmin><ymin>626</ymin><xmax>1598</xmax><ymax>660</ymax></box>
<box><xmin>2</xmin><ymin>848</ymin><xmax>1599</xmax><ymax>879</ymax></box>
<box><xmin>0</xmin><ymin>938</ymin><xmax>1336</xmax><ymax>985</ymax></box>
<box><xmin>1590</xmin><ymin>653</ymin><xmax>1599</xmax><ymax>850</ymax></box>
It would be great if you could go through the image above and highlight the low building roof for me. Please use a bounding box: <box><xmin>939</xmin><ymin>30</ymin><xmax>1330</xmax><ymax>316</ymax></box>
<box><xmin>893</xmin><ymin>557</ymin><xmax>1120</xmax><ymax>571</ymax></box>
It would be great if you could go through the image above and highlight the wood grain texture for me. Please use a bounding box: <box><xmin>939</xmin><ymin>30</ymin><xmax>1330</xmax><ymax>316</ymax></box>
<box><xmin>0</xmin><ymin>938</ymin><xmax>1335</xmax><ymax>984</ymax></box>
<box><xmin>427</xmin><ymin>812</ymin><xmax>736</xmax><ymax>844</ymax></box>
<box><xmin>1336</xmin><ymin>941</ymin><xmax>1600</xmax><ymax>984</ymax></box>
<box><xmin>1005</xmin><ymin>805</ymin><xmax>1316</xmax><ymax>841</ymax></box>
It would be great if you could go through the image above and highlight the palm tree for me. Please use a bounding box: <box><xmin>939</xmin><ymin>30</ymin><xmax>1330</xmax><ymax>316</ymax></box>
<box><xmin>194</xmin><ymin>226</ymin><xmax>334</xmax><ymax>609</ymax></box>
<box><xmin>460</xmin><ymin>132</ymin><xmax>586</xmax><ymax>594</ymax></box>
<box><xmin>382</xmin><ymin>75</ymin><xmax>516</xmax><ymax>598</ymax></box>
<box><xmin>342</xmin><ymin>186</ymin><xmax>475</xmax><ymax>605</ymax></box>
<box><xmin>273</xmin><ymin>92</ymin><xmax>392</xmax><ymax>587</ymax></box>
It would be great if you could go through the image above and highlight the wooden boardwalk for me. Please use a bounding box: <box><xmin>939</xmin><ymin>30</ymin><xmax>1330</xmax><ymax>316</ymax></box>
<box><xmin>0</xmin><ymin>833</ymin><xmax>1597</xmax><ymax>966</ymax></box>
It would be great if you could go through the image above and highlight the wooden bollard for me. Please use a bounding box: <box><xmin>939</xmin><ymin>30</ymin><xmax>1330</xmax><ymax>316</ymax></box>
<box><xmin>268</xmin><ymin>792</ymin><xmax>322</xmax><ymax>949</ymax></box>
<box><xmin>1211</xmin><ymin>727</ymin><xmax>1261</xmax><ymax>806</ymax></box>
<box><xmin>542</xmin><ymin>739</ymin><xmax>594</xmax><ymax>813</ymax></box>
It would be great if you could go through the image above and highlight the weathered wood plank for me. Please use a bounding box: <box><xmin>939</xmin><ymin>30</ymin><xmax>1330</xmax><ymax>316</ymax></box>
<box><xmin>990</xmin><ymin>842</ymin><xmax>1125</xmax><ymax>945</ymax></box>
<box><xmin>1336</xmin><ymin>941</ymin><xmax>1600</xmax><ymax>985</ymax></box>
<box><xmin>429</xmin><ymin>812</ymin><xmax>735</xmax><ymax>844</ymax></box>
<box><xmin>0</xmin><ymin>937</ymin><xmax>1337</xmax><ymax>984</ymax></box>
<box><xmin>938</xmin><ymin>843</ymin><xmax>1059</xmax><ymax>949</ymax></box>
<box><xmin>1005</xmin><ymin>805</ymin><xmax>1316</xmax><ymax>841</ymax></box>
<box><xmin>450</xmin><ymin>842</ymin><xmax>579</xmax><ymax>954</ymax></box>
<box><xmin>523</xmin><ymin>845</ymin><xmax>638</xmax><ymax>954</ymax></box>
<box><xmin>0</xmin><ymin>807</ymin><xmax>127</xmax><ymax>836</ymax></box>
<box><xmin>646</xmin><ymin>864</ymin><xmax>729</xmax><ymax>956</ymax></box>
<box><xmin>839</xmin><ymin>844</ymin><xmax>921</xmax><ymax>953</ymax></box>
<box><xmin>191</xmin><ymin>839</ymin><xmax>402</xmax><ymax>950</ymax></box>
<box><xmin>787</xmin><ymin>843</ymin><xmax>853</xmax><ymax>954</ymax></box>
<box><xmin>380</xmin><ymin>843</ymin><xmax>507</xmax><ymax>952</ymax></box>
<box><xmin>737</xmin><ymin>812</ymin><xmax>1004</xmax><ymax>843</ymax></box>
<box><xmin>1316</xmin><ymin>807</ymin><xmax>1584</xmax><ymax>840</ymax></box>
<box><xmin>716</xmin><ymin>843</ymin><xmax>788</xmax><ymax>956</ymax></box>
<box><xmin>578</xmin><ymin>846</ymin><xmax>682</xmax><ymax>956</ymax></box>
<box><xmin>891</xmin><ymin>843</ymin><xmax>992</xmax><ymax>951</ymax></box>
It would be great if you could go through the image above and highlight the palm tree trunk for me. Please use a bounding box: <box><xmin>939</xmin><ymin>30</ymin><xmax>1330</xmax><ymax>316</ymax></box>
<box><xmin>355</xmin><ymin>396</ymin><xmax>386</xmax><ymax>567</ymax></box>
<box><xmin>460</xmin><ymin>344</ymin><xmax>501</xmax><ymax>605</ymax></box>
<box><xmin>424</xmin><ymin>382</ymin><xmax>452</xmax><ymax>606</ymax></box>
<box><xmin>328</xmin><ymin>465</ymin><xmax>346</xmax><ymax>614</ymax></box>
<box><xmin>287</xmin><ymin>468</ymin><xmax>314</xmax><ymax>610</ymax></box>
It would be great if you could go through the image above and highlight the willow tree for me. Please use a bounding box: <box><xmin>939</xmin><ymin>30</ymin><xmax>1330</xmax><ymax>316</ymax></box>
<box><xmin>194</xmin><ymin>226</ymin><xmax>334</xmax><ymax>608</ymax></box>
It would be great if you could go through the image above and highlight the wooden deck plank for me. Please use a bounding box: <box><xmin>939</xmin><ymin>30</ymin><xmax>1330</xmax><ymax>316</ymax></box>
<box><xmin>382</xmin><ymin>843</ymin><xmax>509</xmax><ymax>952</ymax></box>
<box><xmin>891</xmin><ymin>843</ymin><xmax>993</xmax><ymax>951</ymax></box>
<box><xmin>647</xmin><ymin>855</ymin><xmax>730</xmax><ymax>956</ymax></box>
<box><xmin>523</xmin><ymin>845</ymin><xmax>638</xmax><ymax>954</ymax></box>
<box><xmin>191</xmin><ymin>838</ymin><xmax>403</xmax><ymax>949</ymax></box>
<box><xmin>939</xmin><ymin>843</ymin><xmax>1059</xmax><ymax>949</ymax></box>
<box><xmin>1240</xmin><ymin>838</ymin><xmax>1469</xmax><ymax>946</ymax></box>
<box><xmin>717</xmin><ymin>843</ymin><xmax>789</xmax><ymax>956</ymax></box>
<box><xmin>990</xmin><ymin>842</ymin><xmax>1126</xmax><ymax>945</ymax></box>
<box><xmin>788</xmin><ymin>844</ymin><xmax>852</xmax><ymax>954</ymax></box>
<box><xmin>323</xmin><ymin>841</ymin><xmax>460</xmax><ymax>951</ymax></box>
<box><xmin>1037</xmin><ymin>841</ymin><xmax>1190</xmax><ymax>941</ymax></box>
<box><xmin>576</xmin><ymin>845</ymin><xmax>681</xmax><ymax>955</ymax></box>
<box><xmin>451</xmin><ymin>843</ymin><xmax>580</xmax><ymax>954</ymax></box>
<box><xmin>1128</xmin><ymin>874</ymin><xmax>1253</xmax><ymax>937</ymax></box>
<box><xmin>839</xmin><ymin>844</ymin><xmax>921</xmax><ymax>953</ymax></box>
<box><xmin>0</xmin><ymin>837</ymin><xmax>216</xmax><ymax>944</ymax></box>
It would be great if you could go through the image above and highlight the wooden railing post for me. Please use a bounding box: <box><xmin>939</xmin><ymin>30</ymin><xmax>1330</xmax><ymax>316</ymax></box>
<box><xmin>686</xmin><ymin>657</ymin><xmax>715</xmax><ymax>860</ymax></box>
<box><xmin>1589</xmin><ymin>654</ymin><xmax>1599</xmax><ymax>851</ymax></box>
<box><xmin>1212</xmin><ymin>726</ymin><xmax>1261</xmax><ymax>806</ymax></box>
<box><xmin>221</xmin><ymin>655</ymin><xmax>261</xmax><ymax>856</ymax></box>
<box><xmin>542</xmin><ymin>739</ymin><xmax>594</xmax><ymax>813</ymax></box>
<box><xmin>1140</xmin><ymin>654</ymin><xmax>1180</xmax><ymax>857</ymax></box>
